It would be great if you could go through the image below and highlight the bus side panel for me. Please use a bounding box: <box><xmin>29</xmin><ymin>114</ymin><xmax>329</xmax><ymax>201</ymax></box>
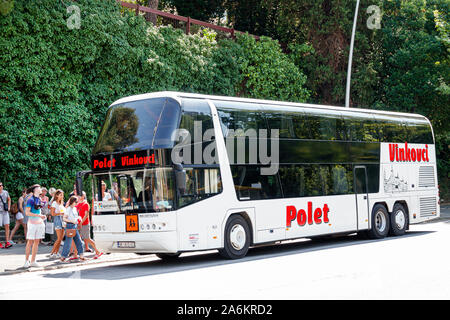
<box><xmin>254</xmin><ymin>194</ymin><xmax>358</xmax><ymax>243</ymax></box>
<box><xmin>177</xmin><ymin>194</ymin><xmax>235</xmax><ymax>251</ymax></box>
<box><xmin>380</xmin><ymin>143</ymin><xmax>439</xmax><ymax>223</ymax></box>
<box><xmin>177</xmin><ymin>202</ymin><xmax>209</xmax><ymax>251</ymax></box>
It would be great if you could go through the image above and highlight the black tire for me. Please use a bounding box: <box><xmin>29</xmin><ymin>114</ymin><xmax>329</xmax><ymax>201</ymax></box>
<box><xmin>366</xmin><ymin>204</ymin><xmax>390</xmax><ymax>239</ymax></box>
<box><xmin>389</xmin><ymin>203</ymin><xmax>408</xmax><ymax>236</ymax></box>
<box><xmin>218</xmin><ymin>215</ymin><xmax>251</xmax><ymax>259</ymax></box>
<box><xmin>156</xmin><ymin>252</ymin><xmax>181</xmax><ymax>260</ymax></box>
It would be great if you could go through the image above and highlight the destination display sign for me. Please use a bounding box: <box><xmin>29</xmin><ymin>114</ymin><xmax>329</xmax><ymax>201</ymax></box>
<box><xmin>91</xmin><ymin>149</ymin><xmax>157</xmax><ymax>172</ymax></box>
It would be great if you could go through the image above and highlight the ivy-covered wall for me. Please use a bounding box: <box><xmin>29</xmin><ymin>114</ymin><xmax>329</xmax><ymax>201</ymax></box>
<box><xmin>0</xmin><ymin>0</ymin><xmax>310</xmax><ymax>198</ymax></box>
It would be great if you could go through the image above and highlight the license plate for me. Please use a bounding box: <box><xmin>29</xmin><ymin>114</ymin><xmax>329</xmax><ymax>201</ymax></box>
<box><xmin>117</xmin><ymin>241</ymin><xmax>135</xmax><ymax>248</ymax></box>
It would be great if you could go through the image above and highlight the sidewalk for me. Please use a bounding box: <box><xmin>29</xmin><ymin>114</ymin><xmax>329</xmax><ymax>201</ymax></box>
<box><xmin>0</xmin><ymin>241</ymin><xmax>150</xmax><ymax>276</ymax></box>
<box><xmin>440</xmin><ymin>203</ymin><xmax>450</xmax><ymax>219</ymax></box>
<box><xmin>1</xmin><ymin>204</ymin><xmax>449</xmax><ymax>276</ymax></box>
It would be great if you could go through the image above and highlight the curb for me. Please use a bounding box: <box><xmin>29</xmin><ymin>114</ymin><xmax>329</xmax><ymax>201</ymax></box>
<box><xmin>1</xmin><ymin>253</ymin><xmax>155</xmax><ymax>276</ymax></box>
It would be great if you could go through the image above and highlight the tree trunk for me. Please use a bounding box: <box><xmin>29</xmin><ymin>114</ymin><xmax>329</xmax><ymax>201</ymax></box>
<box><xmin>146</xmin><ymin>0</ymin><xmax>159</xmax><ymax>25</ymax></box>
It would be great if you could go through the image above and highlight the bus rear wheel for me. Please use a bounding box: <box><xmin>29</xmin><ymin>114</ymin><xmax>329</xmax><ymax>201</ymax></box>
<box><xmin>218</xmin><ymin>215</ymin><xmax>250</xmax><ymax>260</ymax></box>
<box><xmin>389</xmin><ymin>203</ymin><xmax>408</xmax><ymax>236</ymax></box>
<box><xmin>366</xmin><ymin>204</ymin><xmax>390</xmax><ymax>239</ymax></box>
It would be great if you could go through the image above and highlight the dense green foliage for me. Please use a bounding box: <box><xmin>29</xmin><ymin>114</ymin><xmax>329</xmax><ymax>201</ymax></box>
<box><xmin>0</xmin><ymin>0</ymin><xmax>309</xmax><ymax>199</ymax></box>
<box><xmin>162</xmin><ymin>0</ymin><xmax>225</xmax><ymax>21</ymax></box>
<box><xmin>0</xmin><ymin>0</ymin><xmax>448</xmax><ymax>200</ymax></box>
<box><xmin>223</xmin><ymin>0</ymin><xmax>449</xmax><ymax>199</ymax></box>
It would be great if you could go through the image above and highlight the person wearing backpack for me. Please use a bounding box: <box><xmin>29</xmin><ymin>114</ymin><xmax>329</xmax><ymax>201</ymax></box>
<box><xmin>0</xmin><ymin>182</ymin><xmax>12</xmax><ymax>249</ymax></box>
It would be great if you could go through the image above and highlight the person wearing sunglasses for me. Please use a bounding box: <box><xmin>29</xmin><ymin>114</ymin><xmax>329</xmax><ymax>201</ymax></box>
<box><xmin>23</xmin><ymin>184</ymin><xmax>46</xmax><ymax>268</ymax></box>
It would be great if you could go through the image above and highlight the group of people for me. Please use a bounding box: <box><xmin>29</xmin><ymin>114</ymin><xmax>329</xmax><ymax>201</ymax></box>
<box><xmin>0</xmin><ymin>182</ymin><xmax>103</xmax><ymax>268</ymax></box>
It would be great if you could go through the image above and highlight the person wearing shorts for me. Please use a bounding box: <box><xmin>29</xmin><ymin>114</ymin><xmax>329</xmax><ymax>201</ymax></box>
<box><xmin>0</xmin><ymin>182</ymin><xmax>12</xmax><ymax>249</ymax></box>
<box><xmin>76</xmin><ymin>191</ymin><xmax>103</xmax><ymax>259</ymax></box>
<box><xmin>8</xmin><ymin>188</ymin><xmax>28</xmax><ymax>245</ymax></box>
<box><xmin>23</xmin><ymin>184</ymin><xmax>46</xmax><ymax>268</ymax></box>
<box><xmin>49</xmin><ymin>189</ymin><xmax>65</xmax><ymax>258</ymax></box>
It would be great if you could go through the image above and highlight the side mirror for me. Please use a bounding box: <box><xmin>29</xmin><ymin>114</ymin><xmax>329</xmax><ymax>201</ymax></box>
<box><xmin>75</xmin><ymin>170</ymin><xmax>91</xmax><ymax>197</ymax></box>
<box><xmin>75</xmin><ymin>174</ymin><xmax>83</xmax><ymax>196</ymax></box>
<box><xmin>174</xmin><ymin>164</ymin><xmax>186</xmax><ymax>195</ymax></box>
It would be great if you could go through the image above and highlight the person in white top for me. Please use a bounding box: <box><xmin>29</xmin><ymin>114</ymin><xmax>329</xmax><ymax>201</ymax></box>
<box><xmin>60</xmin><ymin>196</ymin><xmax>85</xmax><ymax>262</ymax></box>
<box><xmin>48</xmin><ymin>190</ymin><xmax>65</xmax><ymax>258</ymax></box>
<box><xmin>96</xmin><ymin>181</ymin><xmax>112</xmax><ymax>201</ymax></box>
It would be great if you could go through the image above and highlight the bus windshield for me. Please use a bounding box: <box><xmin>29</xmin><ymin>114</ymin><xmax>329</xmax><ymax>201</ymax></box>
<box><xmin>92</xmin><ymin>97</ymin><xmax>181</xmax><ymax>154</ymax></box>
<box><xmin>93</xmin><ymin>168</ymin><xmax>175</xmax><ymax>215</ymax></box>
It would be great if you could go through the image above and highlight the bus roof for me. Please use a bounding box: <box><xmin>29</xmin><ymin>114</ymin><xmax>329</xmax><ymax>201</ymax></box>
<box><xmin>110</xmin><ymin>91</ymin><xmax>430</xmax><ymax>122</ymax></box>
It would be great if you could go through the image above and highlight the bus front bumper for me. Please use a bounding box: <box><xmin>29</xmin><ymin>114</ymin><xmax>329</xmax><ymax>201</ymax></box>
<box><xmin>93</xmin><ymin>230</ymin><xmax>178</xmax><ymax>254</ymax></box>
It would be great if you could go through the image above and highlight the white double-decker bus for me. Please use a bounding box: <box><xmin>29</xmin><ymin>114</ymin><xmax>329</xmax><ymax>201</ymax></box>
<box><xmin>78</xmin><ymin>91</ymin><xmax>439</xmax><ymax>259</ymax></box>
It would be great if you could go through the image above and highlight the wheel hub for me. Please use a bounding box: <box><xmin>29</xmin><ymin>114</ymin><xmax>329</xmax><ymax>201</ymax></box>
<box><xmin>230</xmin><ymin>224</ymin><xmax>246</xmax><ymax>251</ymax></box>
<box><xmin>394</xmin><ymin>210</ymin><xmax>406</xmax><ymax>229</ymax></box>
<box><xmin>375</xmin><ymin>210</ymin><xmax>387</xmax><ymax>233</ymax></box>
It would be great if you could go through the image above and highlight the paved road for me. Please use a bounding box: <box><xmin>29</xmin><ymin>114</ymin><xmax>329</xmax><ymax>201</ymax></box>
<box><xmin>1</xmin><ymin>216</ymin><xmax>449</xmax><ymax>300</ymax></box>
<box><xmin>2</xmin><ymin>204</ymin><xmax>448</xmax><ymax>276</ymax></box>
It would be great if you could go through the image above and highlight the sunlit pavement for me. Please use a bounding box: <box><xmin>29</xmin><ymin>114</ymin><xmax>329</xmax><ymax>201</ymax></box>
<box><xmin>0</xmin><ymin>205</ymin><xmax>449</xmax><ymax>300</ymax></box>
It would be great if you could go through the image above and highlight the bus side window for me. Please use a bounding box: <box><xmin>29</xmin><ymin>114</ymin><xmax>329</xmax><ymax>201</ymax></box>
<box><xmin>376</xmin><ymin>116</ymin><xmax>408</xmax><ymax>143</ymax></box>
<box><xmin>406</xmin><ymin>118</ymin><xmax>434</xmax><ymax>144</ymax></box>
<box><xmin>177</xmin><ymin>168</ymin><xmax>222</xmax><ymax>208</ymax></box>
<box><xmin>292</xmin><ymin>113</ymin><xmax>309</xmax><ymax>140</ymax></box>
<box><xmin>231</xmin><ymin>165</ymin><xmax>282</xmax><ymax>200</ymax></box>
<box><xmin>331</xmin><ymin>165</ymin><xmax>349</xmax><ymax>194</ymax></box>
<box><xmin>265</xmin><ymin>111</ymin><xmax>296</xmax><ymax>139</ymax></box>
<box><xmin>179</xmin><ymin>99</ymin><xmax>214</xmax><ymax>138</ymax></box>
<box><xmin>278</xmin><ymin>164</ymin><xmax>357</xmax><ymax>198</ymax></box>
<box><xmin>215</xmin><ymin>102</ymin><xmax>266</xmax><ymax>139</ymax></box>
<box><xmin>278</xmin><ymin>165</ymin><xmax>306</xmax><ymax>198</ymax></box>
<box><xmin>366</xmin><ymin>164</ymin><xmax>380</xmax><ymax>193</ymax></box>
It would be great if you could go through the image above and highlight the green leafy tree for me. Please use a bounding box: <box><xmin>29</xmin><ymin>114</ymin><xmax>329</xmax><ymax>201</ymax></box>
<box><xmin>0</xmin><ymin>0</ymin><xmax>310</xmax><ymax>200</ymax></box>
<box><xmin>234</xmin><ymin>33</ymin><xmax>310</xmax><ymax>102</ymax></box>
<box><xmin>162</xmin><ymin>0</ymin><xmax>225</xmax><ymax>21</ymax></box>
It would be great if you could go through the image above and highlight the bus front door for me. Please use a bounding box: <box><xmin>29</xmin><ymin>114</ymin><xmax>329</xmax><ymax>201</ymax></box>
<box><xmin>354</xmin><ymin>166</ymin><xmax>369</xmax><ymax>230</ymax></box>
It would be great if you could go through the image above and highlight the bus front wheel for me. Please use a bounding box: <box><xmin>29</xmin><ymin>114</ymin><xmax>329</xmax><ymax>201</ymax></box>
<box><xmin>218</xmin><ymin>215</ymin><xmax>250</xmax><ymax>259</ymax></box>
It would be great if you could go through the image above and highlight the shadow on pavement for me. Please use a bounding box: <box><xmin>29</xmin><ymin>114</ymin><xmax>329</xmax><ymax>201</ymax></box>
<box><xmin>43</xmin><ymin>230</ymin><xmax>434</xmax><ymax>281</ymax></box>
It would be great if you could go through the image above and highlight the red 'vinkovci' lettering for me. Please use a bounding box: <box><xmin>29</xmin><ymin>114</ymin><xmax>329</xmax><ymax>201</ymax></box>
<box><xmin>94</xmin><ymin>153</ymin><xmax>155</xmax><ymax>170</ymax></box>
<box><xmin>388</xmin><ymin>143</ymin><xmax>429</xmax><ymax>162</ymax></box>
<box><xmin>121</xmin><ymin>153</ymin><xmax>155</xmax><ymax>166</ymax></box>
<box><xmin>286</xmin><ymin>202</ymin><xmax>330</xmax><ymax>227</ymax></box>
